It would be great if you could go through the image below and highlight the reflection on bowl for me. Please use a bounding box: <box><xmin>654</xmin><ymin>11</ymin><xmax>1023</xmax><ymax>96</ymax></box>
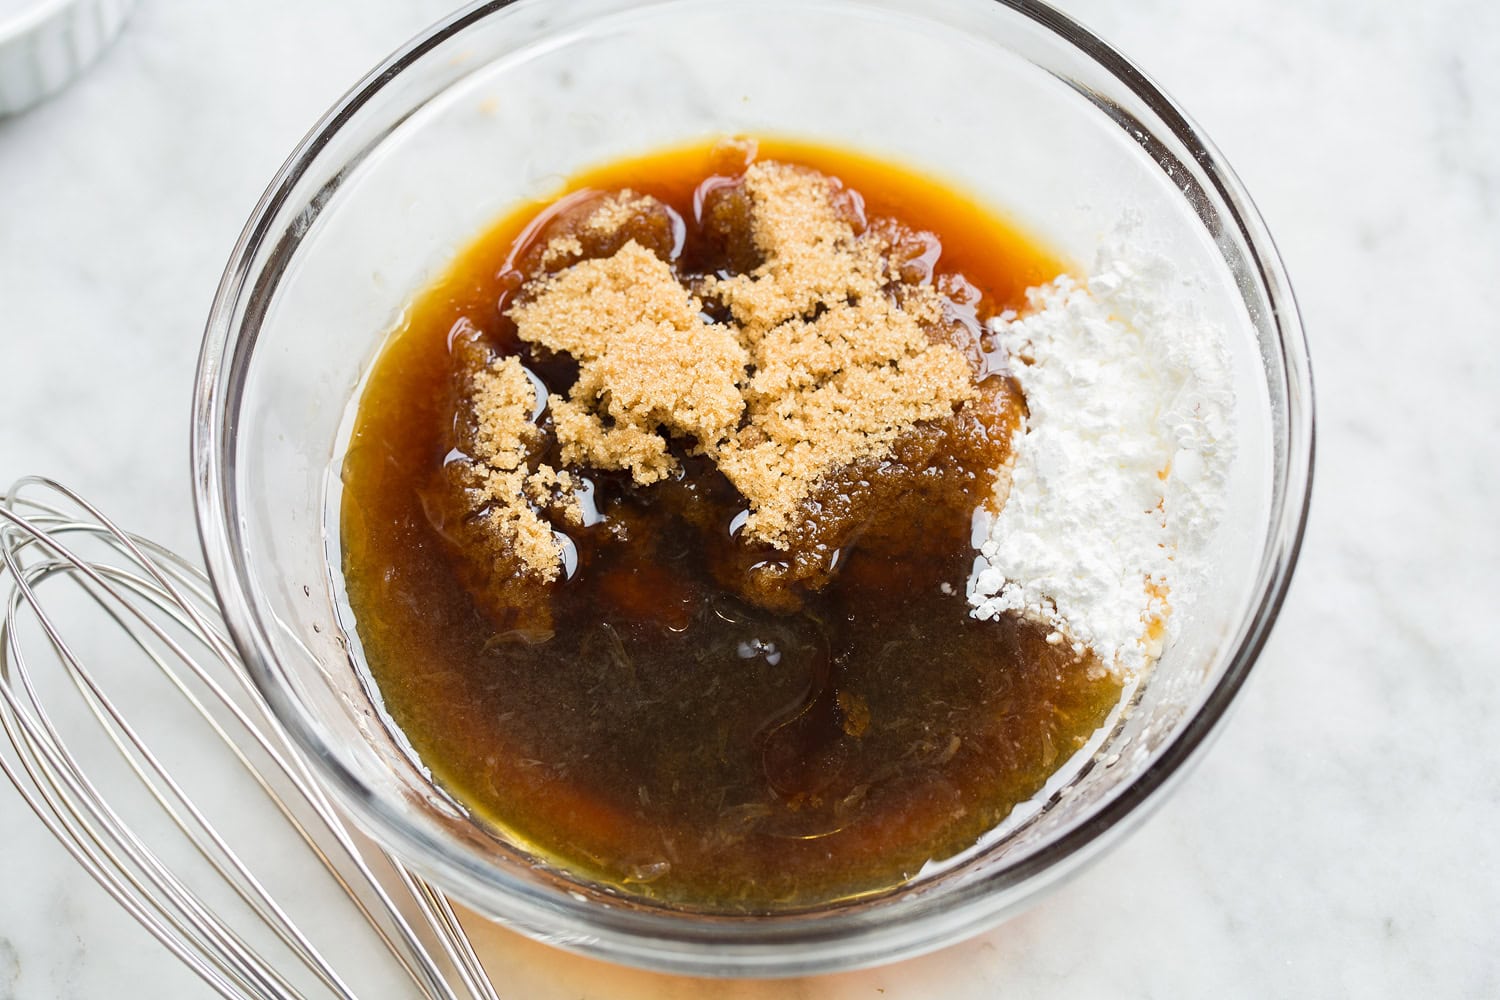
<box><xmin>193</xmin><ymin>0</ymin><xmax>1311</xmax><ymax>977</ymax></box>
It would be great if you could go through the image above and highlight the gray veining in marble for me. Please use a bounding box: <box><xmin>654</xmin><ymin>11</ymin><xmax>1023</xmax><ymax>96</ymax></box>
<box><xmin>2</xmin><ymin>0</ymin><xmax>1497</xmax><ymax>996</ymax></box>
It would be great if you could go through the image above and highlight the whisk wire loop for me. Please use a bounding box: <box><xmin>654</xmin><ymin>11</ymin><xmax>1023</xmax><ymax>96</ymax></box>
<box><xmin>0</xmin><ymin>477</ymin><xmax>502</xmax><ymax>1000</ymax></box>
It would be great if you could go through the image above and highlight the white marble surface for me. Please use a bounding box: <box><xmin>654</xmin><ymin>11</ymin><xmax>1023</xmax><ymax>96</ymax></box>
<box><xmin>2</xmin><ymin>1</ymin><xmax>1498</xmax><ymax>997</ymax></box>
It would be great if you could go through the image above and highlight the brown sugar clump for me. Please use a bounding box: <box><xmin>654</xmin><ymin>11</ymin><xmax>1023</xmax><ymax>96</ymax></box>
<box><xmin>703</xmin><ymin>163</ymin><xmax>976</xmax><ymax>547</ymax></box>
<box><xmin>719</xmin><ymin>293</ymin><xmax>975</xmax><ymax>547</ymax></box>
<box><xmin>463</xmin><ymin>158</ymin><xmax>984</xmax><ymax>597</ymax></box>
<box><xmin>470</xmin><ymin>354</ymin><xmax>539</xmax><ymax>470</ymax></box>
<box><xmin>705</xmin><ymin>162</ymin><xmax>882</xmax><ymax>339</ymax></box>
<box><xmin>526</xmin><ymin>190</ymin><xmax>682</xmax><ymax>275</ymax></box>
<box><xmin>523</xmin><ymin>465</ymin><xmax>583</xmax><ymax>527</ymax></box>
<box><xmin>470</xmin><ymin>466</ymin><xmax>562</xmax><ymax>581</ymax></box>
<box><xmin>509</xmin><ymin>239</ymin><xmax>748</xmax><ymax>484</ymax></box>
<box><xmin>584</xmin><ymin>190</ymin><xmax>664</xmax><ymax>237</ymax></box>
<box><xmin>461</xmin><ymin>355</ymin><xmax>569</xmax><ymax>581</ymax></box>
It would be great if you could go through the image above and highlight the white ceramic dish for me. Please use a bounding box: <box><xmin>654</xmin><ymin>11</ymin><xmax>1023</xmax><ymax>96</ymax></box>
<box><xmin>0</xmin><ymin>0</ymin><xmax>133</xmax><ymax>115</ymax></box>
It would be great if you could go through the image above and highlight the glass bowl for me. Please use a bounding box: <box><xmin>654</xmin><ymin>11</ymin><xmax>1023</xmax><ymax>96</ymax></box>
<box><xmin>191</xmin><ymin>0</ymin><xmax>1312</xmax><ymax>977</ymax></box>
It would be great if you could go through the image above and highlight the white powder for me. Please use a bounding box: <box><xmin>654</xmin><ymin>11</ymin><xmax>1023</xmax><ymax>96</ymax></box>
<box><xmin>967</xmin><ymin>242</ymin><xmax>1235</xmax><ymax>674</ymax></box>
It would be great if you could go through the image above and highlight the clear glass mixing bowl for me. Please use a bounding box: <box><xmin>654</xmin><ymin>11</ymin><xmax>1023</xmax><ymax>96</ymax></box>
<box><xmin>192</xmin><ymin>0</ymin><xmax>1312</xmax><ymax>977</ymax></box>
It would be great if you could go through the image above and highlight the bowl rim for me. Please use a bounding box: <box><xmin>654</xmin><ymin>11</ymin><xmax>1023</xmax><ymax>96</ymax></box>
<box><xmin>191</xmin><ymin>0</ymin><xmax>1314</xmax><ymax>975</ymax></box>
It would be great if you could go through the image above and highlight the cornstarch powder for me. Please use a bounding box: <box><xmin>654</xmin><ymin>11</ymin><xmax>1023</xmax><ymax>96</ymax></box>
<box><xmin>967</xmin><ymin>244</ymin><xmax>1236</xmax><ymax>673</ymax></box>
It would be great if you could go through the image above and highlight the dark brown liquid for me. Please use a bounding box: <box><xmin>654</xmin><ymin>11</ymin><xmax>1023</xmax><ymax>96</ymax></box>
<box><xmin>340</xmin><ymin>139</ymin><xmax>1124</xmax><ymax>912</ymax></box>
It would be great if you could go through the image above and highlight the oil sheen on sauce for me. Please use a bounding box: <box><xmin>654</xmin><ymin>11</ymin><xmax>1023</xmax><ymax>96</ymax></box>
<box><xmin>339</xmin><ymin>139</ymin><xmax>1125</xmax><ymax>912</ymax></box>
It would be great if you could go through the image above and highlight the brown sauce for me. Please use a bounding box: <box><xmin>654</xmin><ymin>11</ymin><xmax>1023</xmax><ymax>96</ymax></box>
<box><xmin>339</xmin><ymin>139</ymin><xmax>1124</xmax><ymax>912</ymax></box>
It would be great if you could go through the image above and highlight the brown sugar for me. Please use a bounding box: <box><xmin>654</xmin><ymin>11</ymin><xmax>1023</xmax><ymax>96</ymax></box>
<box><xmin>509</xmin><ymin>239</ymin><xmax>748</xmax><ymax>484</ymax></box>
<box><xmin>710</xmin><ymin>164</ymin><xmax>976</xmax><ymax>544</ymax></box>
<box><xmin>706</xmin><ymin>163</ymin><xmax>977</xmax><ymax>546</ymax></box>
<box><xmin>461</xmin><ymin>355</ymin><xmax>569</xmax><ymax>580</ymax></box>
<box><xmin>705</xmin><ymin>162</ymin><xmax>883</xmax><ymax>338</ymax></box>
<box><xmin>718</xmin><ymin>295</ymin><xmax>975</xmax><ymax>547</ymax></box>
<box><xmin>533</xmin><ymin>189</ymin><xmax>679</xmax><ymax>272</ymax></box>
<box><xmin>469</xmin><ymin>354</ymin><xmax>539</xmax><ymax>470</ymax></box>
<box><xmin>503</xmin><ymin>160</ymin><xmax>976</xmax><ymax>550</ymax></box>
<box><xmin>583</xmin><ymin>189</ymin><xmax>662</xmax><ymax>236</ymax></box>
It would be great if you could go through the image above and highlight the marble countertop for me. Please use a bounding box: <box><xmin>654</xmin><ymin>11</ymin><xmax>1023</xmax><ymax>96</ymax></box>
<box><xmin>2</xmin><ymin>0</ymin><xmax>1497</xmax><ymax>996</ymax></box>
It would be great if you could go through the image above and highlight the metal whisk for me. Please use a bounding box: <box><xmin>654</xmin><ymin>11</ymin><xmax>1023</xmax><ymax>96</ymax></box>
<box><xmin>0</xmin><ymin>476</ymin><xmax>501</xmax><ymax>1000</ymax></box>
